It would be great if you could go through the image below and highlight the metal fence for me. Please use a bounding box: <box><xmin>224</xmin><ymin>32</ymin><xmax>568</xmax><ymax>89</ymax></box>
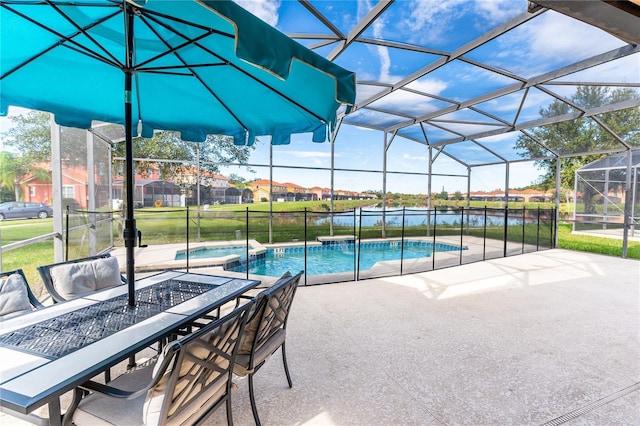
<box><xmin>0</xmin><ymin>206</ymin><xmax>555</xmax><ymax>296</ymax></box>
<box><xmin>106</xmin><ymin>206</ymin><xmax>555</xmax><ymax>286</ymax></box>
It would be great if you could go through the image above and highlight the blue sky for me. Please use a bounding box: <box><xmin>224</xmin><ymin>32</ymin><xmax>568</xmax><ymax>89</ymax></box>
<box><xmin>2</xmin><ymin>0</ymin><xmax>638</xmax><ymax>194</ymax></box>
<box><xmin>229</xmin><ymin>0</ymin><xmax>637</xmax><ymax>193</ymax></box>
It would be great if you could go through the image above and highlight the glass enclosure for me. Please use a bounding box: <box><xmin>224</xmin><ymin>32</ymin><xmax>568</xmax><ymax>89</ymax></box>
<box><xmin>574</xmin><ymin>151</ymin><xmax>640</xmax><ymax>237</ymax></box>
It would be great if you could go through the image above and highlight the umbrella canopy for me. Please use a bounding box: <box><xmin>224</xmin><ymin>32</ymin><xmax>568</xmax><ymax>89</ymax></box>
<box><xmin>1</xmin><ymin>0</ymin><xmax>356</xmax><ymax>305</ymax></box>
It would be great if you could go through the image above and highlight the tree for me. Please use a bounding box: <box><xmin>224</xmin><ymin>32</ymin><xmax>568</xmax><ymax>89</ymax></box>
<box><xmin>228</xmin><ymin>173</ymin><xmax>252</xmax><ymax>188</ymax></box>
<box><xmin>0</xmin><ymin>151</ymin><xmax>51</xmax><ymax>201</ymax></box>
<box><xmin>515</xmin><ymin>86</ymin><xmax>640</xmax><ymax>190</ymax></box>
<box><xmin>112</xmin><ymin>131</ymin><xmax>255</xmax><ymax>180</ymax></box>
<box><xmin>1</xmin><ymin>111</ymin><xmax>256</xmax><ymax>182</ymax></box>
<box><xmin>363</xmin><ymin>190</ymin><xmax>382</xmax><ymax>198</ymax></box>
<box><xmin>437</xmin><ymin>188</ymin><xmax>448</xmax><ymax>200</ymax></box>
<box><xmin>2</xmin><ymin>111</ymin><xmax>88</xmax><ymax>165</ymax></box>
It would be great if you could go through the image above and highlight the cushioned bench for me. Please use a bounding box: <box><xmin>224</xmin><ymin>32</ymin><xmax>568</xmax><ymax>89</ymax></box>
<box><xmin>37</xmin><ymin>253</ymin><xmax>126</xmax><ymax>303</ymax></box>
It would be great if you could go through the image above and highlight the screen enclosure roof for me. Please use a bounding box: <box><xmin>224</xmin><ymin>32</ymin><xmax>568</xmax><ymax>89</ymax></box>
<box><xmin>267</xmin><ymin>0</ymin><xmax>640</xmax><ymax>169</ymax></box>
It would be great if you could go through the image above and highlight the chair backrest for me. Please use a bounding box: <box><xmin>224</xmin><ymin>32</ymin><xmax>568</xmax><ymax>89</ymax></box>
<box><xmin>143</xmin><ymin>301</ymin><xmax>253</xmax><ymax>426</ymax></box>
<box><xmin>37</xmin><ymin>253</ymin><xmax>126</xmax><ymax>303</ymax></box>
<box><xmin>238</xmin><ymin>270</ymin><xmax>303</xmax><ymax>360</ymax></box>
<box><xmin>0</xmin><ymin>269</ymin><xmax>44</xmax><ymax>318</ymax></box>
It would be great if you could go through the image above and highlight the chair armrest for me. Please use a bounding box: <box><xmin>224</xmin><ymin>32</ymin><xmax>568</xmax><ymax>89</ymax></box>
<box><xmin>237</xmin><ymin>294</ymin><xmax>254</xmax><ymax>300</ymax></box>
<box><xmin>80</xmin><ymin>378</ymin><xmax>150</xmax><ymax>401</ymax></box>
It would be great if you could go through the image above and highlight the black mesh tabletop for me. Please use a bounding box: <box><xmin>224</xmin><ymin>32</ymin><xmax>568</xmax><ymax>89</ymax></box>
<box><xmin>0</xmin><ymin>278</ymin><xmax>219</xmax><ymax>359</ymax></box>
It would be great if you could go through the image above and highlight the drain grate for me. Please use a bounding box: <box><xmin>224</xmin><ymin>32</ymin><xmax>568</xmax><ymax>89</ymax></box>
<box><xmin>541</xmin><ymin>382</ymin><xmax>640</xmax><ymax>425</ymax></box>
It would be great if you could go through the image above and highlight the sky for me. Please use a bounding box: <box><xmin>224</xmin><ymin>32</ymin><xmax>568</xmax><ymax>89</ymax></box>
<box><xmin>2</xmin><ymin>0</ymin><xmax>638</xmax><ymax>194</ymax></box>
<box><xmin>226</xmin><ymin>0</ymin><xmax>637</xmax><ymax>193</ymax></box>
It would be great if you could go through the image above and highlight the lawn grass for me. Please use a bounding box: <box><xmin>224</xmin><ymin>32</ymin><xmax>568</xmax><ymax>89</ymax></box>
<box><xmin>557</xmin><ymin>223</ymin><xmax>640</xmax><ymax>258</ymax></box>
<box><xmin>0</xmin><ymin>219</ymin><xmax>54</xmax><ymax>244</ymax></box>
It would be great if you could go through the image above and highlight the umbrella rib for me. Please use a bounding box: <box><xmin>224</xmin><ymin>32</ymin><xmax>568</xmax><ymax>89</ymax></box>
<box><xmin>137</xmin><ymin>64</ymin><xmax>227</xmax><ymax>75</ymax></box>
<box><xmin>132</xmin><ymin>9</ymin><xmax>233</xmax><ymax>71</ymax></box>
<box><xmin>136</xmin><ymin>13</ymin><xmax>251</xmax><ymax>131</ymax></box>
<box><xmin>134</xmin><ymin>30</ymin><xmax>225</xmax><ymax>71</ymax></box>
<box><xmin>138</xmin><ymin>11</ymin><xmax>327</xmax><ymax>125</ymax></box>
<box><xmin>0</xmin><ymin>3</ymin><xmax>122</xmax><ymax>79</ymax></box>
<box><xmin>142</xmin><ymin>7</ymin><xmax>236</xmax><ymax>38</ymax></box>
<box><xmin>198</xmin><ymin>43</ymin><xmax>328</xmax><ymax>124</ymax></box>
<box><xmin>46</xmin><ymin>0</ymin><xmax>122</xmax><ymax>67</ymax></box>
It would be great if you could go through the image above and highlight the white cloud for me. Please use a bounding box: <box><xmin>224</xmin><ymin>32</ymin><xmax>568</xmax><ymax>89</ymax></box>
<box><xmin>474</xmin><ymin>0</ymin><xmax>524</xmax><ymax>26</ymax></box>
<box><xmin>400</xmin><ymin>0</ymin><xmax>523</xmax><ymax>47</ymax></box>
<box><xmin>404</xmin><ymin>0</ymin><xmax>467</xmax><ymax>43</ymax></box>
<box><xmin>368</xmin><ymin>78</ymin><xmax>448</xmax><ymax>116</ymax></box>
<box><xmin>234</xmin><ymin>0</ymin><xmax>280</xmax><ymax>26</ymax></box>
<box><xmin>403</xmin><ymin>153</ymin><xmax>427</xmax><ymax>161</ymax></box>
<box><xmin>499</xmin><ymin>12</ymin><xmax>624</xmax><ymax>76</ymax></box>
<box><xmin>357</xmin><ymin>0</ymin><xmax>392</xmax><ymax>82</ymax></box>
<box><xmin>406</xmin><ymin>78</ymin><xmax>448</xmax><ymax>95</ymax></box>
<box><xmin>556</xmin><ymin>53</ymin><xmax>640</xmax><ymax>84</ymax></box>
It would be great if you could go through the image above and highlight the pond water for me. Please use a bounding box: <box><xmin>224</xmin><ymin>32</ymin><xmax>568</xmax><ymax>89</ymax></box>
<box><xmin>319</xmin><ymin>208</ymin><xmax>522</xmax><ymax>227</ymax></box>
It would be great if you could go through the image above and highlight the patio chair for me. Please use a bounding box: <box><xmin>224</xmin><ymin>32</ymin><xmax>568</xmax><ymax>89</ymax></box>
<box><xmin>66</xmin><ymin>299</ymin><xmax>254</xmax><ymax>426</ymax></box>
<box><xmin>233</xmin><ymin>270</ymin><xmax>303</xmax><ymax>426</ymax></box>
<box><xmin>37</xmin><ymin>253</ymin><xmax>126</xmax><ymax>303</ymax></box>
<box><xmin>38</xmin><ymin>253</ymin><xmax>139</xmax><ymax>375</ymax></box>
<box><xmin>0</xmin><ymin>269</ymin><xmax>44</xmax><ymax>319</ymax></box>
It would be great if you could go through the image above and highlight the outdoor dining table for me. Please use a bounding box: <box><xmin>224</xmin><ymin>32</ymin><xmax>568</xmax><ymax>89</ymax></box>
<box><xmin>0</xmin><ymin>270</ymin><xmax>260</xmax><ymax>426</ymax></box>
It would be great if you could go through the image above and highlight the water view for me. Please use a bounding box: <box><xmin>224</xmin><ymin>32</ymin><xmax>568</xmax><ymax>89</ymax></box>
<box><xmin>319</xmin><ymin>207</ymin><xmax>522</xmax><ymax>228</ymax></box>
<box><xmin>231</xmin><ymin>241</ymin><xmax>465</xmax><ymax>276</ymax></box>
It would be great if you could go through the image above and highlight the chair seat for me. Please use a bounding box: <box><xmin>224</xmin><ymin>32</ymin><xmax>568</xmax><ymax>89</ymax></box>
<box><xmin>73</xmin><ymin>361</ymin><xmax>230</xmax><ymax>426</ymax></box>
<box><xmin>73</xmin><ymin>366</ymin><xmax>153</xmax><ymax>425</ymax></box>
<box><xmin>69</xmin><ymin>302</ymin><xmax>253</xmax><ymax>426</ymax></box>
<box><xmin>233</xmin><ymin>329</ymin><xmax>286</xmax><ymax>376</ymax></box>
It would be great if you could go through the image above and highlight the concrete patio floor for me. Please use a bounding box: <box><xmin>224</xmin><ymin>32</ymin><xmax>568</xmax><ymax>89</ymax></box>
<box><xmin>205</xmin><ymin>248</ymin><xmax>639</xmax><ymax>425</ymax></box>
<box><xmin>2</xmin><ymin>249</ymin><xmax>638</xmax><ymax>425</ymax></box>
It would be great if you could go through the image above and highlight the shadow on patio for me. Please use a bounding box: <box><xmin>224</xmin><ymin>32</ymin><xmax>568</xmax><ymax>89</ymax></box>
<box><xmin>207</xmin><ymin>249</ymin><xmax>639</xmax><ymax>425</ymax></box>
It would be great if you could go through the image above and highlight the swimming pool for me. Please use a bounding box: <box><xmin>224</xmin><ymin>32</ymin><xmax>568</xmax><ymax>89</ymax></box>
<box><xmin>229</xmin><ymin>241</ymin><xmax>465</xmax><ymax>276</ymax></box>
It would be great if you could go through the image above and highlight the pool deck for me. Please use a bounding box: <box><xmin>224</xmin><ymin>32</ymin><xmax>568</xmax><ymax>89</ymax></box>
<box><xmin>208</xmin><ymin>249</ymin><xmax>640</xmax><ymax>425</ymax></box>
<box><xmin>110</xmin><ymin>235</ymin><xmax>528</xmax><ymax>285</ymax></box>
<box><xmin>2</xmin><ymin>249</ymin><xmax>638</xmax><ymax>425</ymax></box>
<box><xmin>111</xmin><ymin>239</ymin><xmax>267</xmax><ymax>273</ymax></box>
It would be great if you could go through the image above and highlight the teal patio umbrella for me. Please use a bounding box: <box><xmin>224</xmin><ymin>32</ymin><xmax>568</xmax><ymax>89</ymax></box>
<box><xmin>1</xmin><ymin>0</ymin><xmax>355</xmax><ymax>306</ymax></box>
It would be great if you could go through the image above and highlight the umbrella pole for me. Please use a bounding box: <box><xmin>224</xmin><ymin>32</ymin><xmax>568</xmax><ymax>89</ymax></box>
<box><xmin>124</xmin><ymin>5</ymin><xmax>136</xmax><ymax>307</ymax></box>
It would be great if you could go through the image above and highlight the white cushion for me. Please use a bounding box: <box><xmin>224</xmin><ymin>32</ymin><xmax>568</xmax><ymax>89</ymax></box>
<box><xmin>0</xmin><ymin>273</ymin><xmax>32</xmax><ymax>317</ymax></box>
<box><xmin>50</xmin><ymin>262</ymin><xmax>96</xmax><ymax>299</ymax></box>
<box><xmin>92</xmin><ymin>257</ymin><xmax>122</xmax><ymax>290</ymax></box>
<box><xmin>50</xmin><ymin>257</ymin><xmax>122</xmax><ymax>299</ymax></box>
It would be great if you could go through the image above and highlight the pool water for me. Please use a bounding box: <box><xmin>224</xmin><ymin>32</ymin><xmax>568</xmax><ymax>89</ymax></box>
<box><xmin>230</xmin><ymin>241</ymin><xmax>465</xmax><ymax>276</ymax></box>
<box><xmin>175</xmin><ymin>245</ymin><xmax>249</xmax><ymax>260</ymax></box>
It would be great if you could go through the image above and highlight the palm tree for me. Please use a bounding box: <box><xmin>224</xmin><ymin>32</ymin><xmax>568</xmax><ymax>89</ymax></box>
<box><xmin>0</xmin><ymin>151</ymin><xmax>51</xmax><ymax>201</ymax></box>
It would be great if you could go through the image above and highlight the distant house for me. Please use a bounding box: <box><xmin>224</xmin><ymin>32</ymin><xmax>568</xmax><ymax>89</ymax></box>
<box><xmin>112</xmin><ymin>179</ymin><xmax>181</xmax><ymax>208</ymax></box>
<box><xmin>186</xmin><ymin>172</ymin><xmax>228</xmax><ymax>205</ymax></box>
<box><xmin>310</xmin><ymin>186</ymin><xmax>324</xmax><ymax>200</ymax></box>
<box><xmin>283</xmin><ymin>182</ymin><xmax>315</xmax><ymax>201</ymax></box>
<box><xmin>19</xmin><ymin>164</ymin><xmax>106</xmax><ymax>209</ymax></box>
<box><xmin>223</xmin><ymin>187</ymin><xmax>254</xmax><ymax>204</ymax></box>
<box><xmin>464</xmin><ymin>189</ymin><xmax>557</xmax><ymax>203</ymax></box>
<box><xmin>249</xmin><ymin>179</ymin><xmax>291</xmax><ymax>202</ymax></box>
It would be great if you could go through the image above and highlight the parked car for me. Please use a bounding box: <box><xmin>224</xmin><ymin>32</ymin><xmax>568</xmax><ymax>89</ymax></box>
<box><xmin>0</xmin><ymin>201</ymin><xmax>53</xmax><ymax>220</ymax></box>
